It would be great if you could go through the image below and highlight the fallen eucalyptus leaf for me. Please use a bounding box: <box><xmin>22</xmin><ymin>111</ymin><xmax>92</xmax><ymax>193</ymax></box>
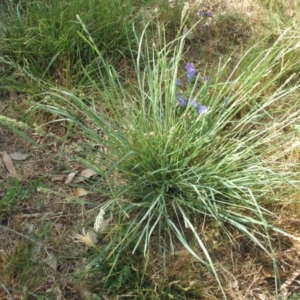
<box><xmin>64</xmin><ymin>172</ymin><xmax>77</xmax><ymax>184</ymax></box>
<box><xmin>73</xmin><ymin>168</ymin><xmax>97</xmax><ymax>183</ymax></box>
<box><xmin>9</xmin><ymin>152</ymin><xmax>31</xmax><ymax>161</ymax></box>
<box><xmin>9</xmin><ymin>90</ymin><xmax>18</xmax><ymax>100</ymax></box>
<box><xmin>51</xmin><ymin>175</ymin><xmax>65</xmax><ymax>182</ymax></box>
<box><xmin>45</xmin><ymin>252</ymin><xmax>57</xmax><ymax>271</ymax></box>
<box><xmin>80</xmin><ymin>168</ymin><xmax>97</xmax><ymax>178</ymax></box>
<box><xmin>0</xmin><ymin>101</ymin><xmax>8</xmax><ymax>112</ymax></box>
<box><xmin>2</xmin><ymin>151</ymin><xmax>17</xmax><ymax>176</ymax></box>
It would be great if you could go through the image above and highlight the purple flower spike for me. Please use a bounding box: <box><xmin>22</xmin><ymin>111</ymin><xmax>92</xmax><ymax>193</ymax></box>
<box><xmin>176</xmin><ymin>78</ymin><xmax>182</xmax><ymax>86</ymax></box>
<box><xmin>177</xmin><ymin>93</ymin><xmax>188</xmax><ymax>107</ymax></box>
<box><xmin>185</xmin><ymin>63</ymin><xmax>196</xmax><ymax>82</ymax></box>
<box><xmin>195</xmin><ymin>104</ymin><xmax>208</xmax><ymax>114</ymax></box>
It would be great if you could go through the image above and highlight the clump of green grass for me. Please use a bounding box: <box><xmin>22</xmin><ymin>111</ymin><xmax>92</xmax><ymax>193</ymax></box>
<box><xmin>0</xmin><ymin>0</ymin><xmax>187</xmax><ymax>96</ymax></box>
<box><xmin>0</xmin><ymin>0</ymin><xmax>136</xmax><ymax>92</ymax></box>
<box><xmin>30</xmin><ymin>22</ymin><xmax>300</xmax><ymax>298</ymax></box>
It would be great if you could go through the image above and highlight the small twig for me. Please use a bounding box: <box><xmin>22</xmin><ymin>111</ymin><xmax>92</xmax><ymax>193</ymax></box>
<box><xmin>0</xmin><ymin>224</ymin><xmax>46</xmax><ymax>257</ymax></box>
<box><xmin>18</xmin><ymin>212</ymin><xmax>62</xmax><ymax>219</ymax></box>
<box><xmin>0</xmin><ymin>224</ymin><xmax>37</xmax><ymax>243</ymax></box>
<box><xmin>0</xmin><ymin>280</ymin><xmax>14</xmax><ymax>300</ymax></box>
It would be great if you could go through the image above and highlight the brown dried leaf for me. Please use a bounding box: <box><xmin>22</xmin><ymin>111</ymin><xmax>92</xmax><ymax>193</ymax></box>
<box><xmin>174</xmin><ymin>249</ymin><xmax>190</xmax><ymax>256</ymax></box>
<box><xmin>73</xmin><ymin>187</ymin><xmax>88</xmax><ymax>197</ymax></box>
<box><xmin>9</xmin><ymin>152</ymin><xmax>31</xmax><ymax>161</ymax></box>
<box><xmin>0</xmin><ymin>101</ymin><xmax>8</xmax><ymax>112</ymax></box>
<box><xmin>64</xmin><ymin>172</ymin><xmax>77</xmax><ymax>184</ymax></box>
<box><xmin>51</xmin><ymin>175</ymin><xmax>65</xmax><ymax>182</ymax></box>
<box><xmin>45</xmin><ymin>252</ymin><xmax>57</xmax><ymax>271</ymax></box>
<box><xmin>80</xmin><ymin>168</ymin><xmax>97</xmax><ymax>178</ymax></box>
<box><xmin>9</xmin><ymin>90</ymin><xmax>18</xmax><ymax>100</ymax></box>
<box><xmin>2</xmin><ymin>151</ymin><xmax>17</xmax><ymax>176</ymax></box>
<box><xmin>261</xmin><ymin>265</ymin><xmax>286</xmax><ymax>280</ymax></box>
<box><xmin>73</xmin><ymin>168</ymin><xmax>97</xmax><ymax>183</ymax></box>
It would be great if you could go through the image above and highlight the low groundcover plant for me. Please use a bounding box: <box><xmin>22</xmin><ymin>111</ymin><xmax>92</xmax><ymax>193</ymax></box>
<box><xmin>34</xmin><ymin>27</ymin><xmax>300</xmax><ymax>297</ymax></box>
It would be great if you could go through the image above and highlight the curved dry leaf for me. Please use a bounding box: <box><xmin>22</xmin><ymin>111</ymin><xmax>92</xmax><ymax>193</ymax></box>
<box><xmin>73</xmin><ymin>168</ymin><xmax>97</xmax><ymax>183</ymax></box>
<box><xmin>0</xmin><ymin>101</ymin><xmax>8</xmax><ymax>112</ymax></box>
<box><xmin>9</xmin><ymin>90</ymin><xmax>18</xmax><ymax>100</ymax></box>
<box><xmin>65</xmin><ymin>172</ymin><xmax>77</xmax><ymax>184</ymax></box>
<box><xmin>80</xmin><ymin>168</ymin><xmax>97</xmax><ymax>178</ymax></box>
<box><xmin>9</xmin><ymin>152</ymin><xmax>31</xmax><ymax>161</ymax></box>
<box><xmin>73</xmin><ymin>187</ymin><xmax>88</xmax><ymax>197</ymax></box>
<box><xmin>2</xmin><ymin>151</ymin><xmax>17</xmax><ymax>177</ymax></box>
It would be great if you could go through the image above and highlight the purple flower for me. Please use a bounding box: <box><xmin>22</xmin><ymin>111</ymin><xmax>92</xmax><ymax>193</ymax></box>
<box><xmin>191</xmin><ymin>99</ymin><xmax>198</xmax><ymax>108</ymax></box>
<box><xmin>177</xmin><ymin>93</ymin><xmax>188</xmax><ymax>107</ymax></box>
<box><xmin>195</xmin><ymin>104</ymin><xmax>208</xmax><ymax>114</ymax></box>
<box><xmin>191</xmin><ymin>100</ymin><xmax>208</xmax><ymax>114</ymax></box>
<box><xmin>204</xmin><ymin>76</ymin><xmax>210</xmax><ymax>83</ymax></box>
<box><xmin>176</xmin><ymin>78</ymin><xmax>182</xmax><ymax>86</ymax></box>
<box><xmin>185</xmin><ymin>63</ymin><xmax>196</xmax><ymax>82</ymax></box>
<box><xmin>199</xmin><ymin>10</ymin><xmax>212</xmax><ymax>17</ymax></box>
<box><xmin>207</xmin><ymin>10</ymin><xmax>213</xmax><ymax>17</ymax></box>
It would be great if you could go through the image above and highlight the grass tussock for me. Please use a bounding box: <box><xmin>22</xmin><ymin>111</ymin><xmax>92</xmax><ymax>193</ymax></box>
<box><xmin>33</xmin><ymin>25</ymin><xmax>300</xmax><ymax>298</ymax></box>
<box><xmin>0</xmin><ymin>1</ymin><xmax>300</xmax><ymax>299</ymax></box>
